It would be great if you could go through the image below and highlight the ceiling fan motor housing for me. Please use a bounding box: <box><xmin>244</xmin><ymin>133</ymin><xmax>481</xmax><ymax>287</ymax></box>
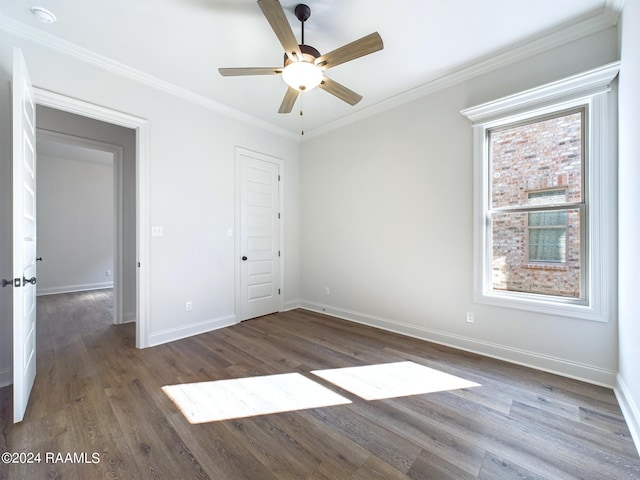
<box><xmin>283</xmin><ymin>44</ymin><xmax>320</xmax><ymax>66</ymax></box>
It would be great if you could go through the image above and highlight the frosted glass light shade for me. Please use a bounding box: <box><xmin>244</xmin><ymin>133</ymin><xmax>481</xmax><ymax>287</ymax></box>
<box><xmin>282</xmin><ymin>61</ymin><xmax>323</xmax><ymax>91</ymax></box>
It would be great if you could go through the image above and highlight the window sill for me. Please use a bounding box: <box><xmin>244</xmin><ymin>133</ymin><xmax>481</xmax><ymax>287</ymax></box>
<box><xmin>475</xmin><ymin>289</ymin><xmax>605</xmax><ymax>322</ymax></box>
<box><xmin>525</xmin><ymin>263</ymin><xmax>568</xmax><ymax>271</ymax></box>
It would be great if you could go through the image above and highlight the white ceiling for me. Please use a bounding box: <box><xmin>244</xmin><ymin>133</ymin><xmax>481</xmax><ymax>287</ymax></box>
<box><xmin>0</xmin><ymin>0</ymin><xmax>620</xmax><ymax>138</ymax></box>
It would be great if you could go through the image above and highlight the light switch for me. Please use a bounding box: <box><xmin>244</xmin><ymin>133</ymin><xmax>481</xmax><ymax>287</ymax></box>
<box><xmin>151</xmin><ymin>226</ymin><xmax>164</xmax><ymax>237</ymax></box>
<box><xmin>227</xmin><ymin>228</ymin><xmax>233</xmax><ymax>237</ymax></box>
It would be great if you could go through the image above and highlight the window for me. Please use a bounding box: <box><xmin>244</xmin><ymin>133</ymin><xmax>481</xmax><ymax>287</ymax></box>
<box><xmin>461</xmin><ymin>62</ymin><xmax>619</xmax><ymax>320</ymax></box>
<box><xmin>488</xmin><ymin>110</ymin><xmax>584</xmax><ymax>299</ymax></box>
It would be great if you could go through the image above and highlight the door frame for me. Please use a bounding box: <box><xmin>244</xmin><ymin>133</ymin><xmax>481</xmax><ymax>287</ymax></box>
<box><xmin>36</xmin><ymin>129</ymin><xmax>124</xmax><ymax>324</ymax></box>
<box><xmin>33</xmin><ymin>88</ymin><xmax>151</xmax><ymax>348</ymax></box>
<box><xmin>234</xmin><ymin>146</ymin><xmax>284</xmax><ymax>321</ymax></box>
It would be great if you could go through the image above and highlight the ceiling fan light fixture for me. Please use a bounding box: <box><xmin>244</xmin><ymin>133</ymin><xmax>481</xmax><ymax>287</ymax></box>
<box><xmin>282</xmin><ymin>61</ymin><xmax>323</xmax><ymax>92</ymax></box>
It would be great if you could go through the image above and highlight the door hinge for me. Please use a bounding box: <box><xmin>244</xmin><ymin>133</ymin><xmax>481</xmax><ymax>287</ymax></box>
<box><xmin>278</xmin><ymin>288</ymin><xmax>281</xmax><ymax>295</ymax></box>
<box><xmin>278</xmin><ymin>174</ymin><xmax>281</xmax><ymax>181</ymax></box>
<box><xmin>138</xmin><ymin>262</ymin><xmax>141</xmax><ymax>268</ymax></box>
<box><xmin>278</xmin><ymin>250</ymin><xmax>281</xmax><ymax>257</ymax></box>
<box><xmin>278</xmin><ymin>212</ymin><xmax>281</xmax><ymax>219</ymax></box>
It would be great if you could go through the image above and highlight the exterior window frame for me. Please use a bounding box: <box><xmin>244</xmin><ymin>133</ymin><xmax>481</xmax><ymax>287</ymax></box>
<box><xmin>461</xmin><ymin>62</ymin><xmax>619</xmax><ymax>321</ymax></box>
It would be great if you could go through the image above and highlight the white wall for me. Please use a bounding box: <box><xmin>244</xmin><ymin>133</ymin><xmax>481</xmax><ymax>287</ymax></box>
<box><xmin>0</xmin><ymin>29</ymin><xmax>300</xmax><ymax>374</ymax></box>
<box><xmin>36</xmin><ymin>153</ymin><xmax>114</xmax><ymax>295</ymax></box>
<box><xmin>299</xmin><ymin>27</ymin><xmax>620</xmax><ymax>386</ymax></box>
<box><xmin>617</xmin><ymin>0</ymin><xmax>640</xmax><ymax>452</ymax></box>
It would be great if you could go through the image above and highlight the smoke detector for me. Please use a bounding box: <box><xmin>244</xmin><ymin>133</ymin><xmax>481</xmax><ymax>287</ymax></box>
<box><xmin>30</xmin><ymin>6</ymin><xmax>57</xmax><ymax>24</ymax></box>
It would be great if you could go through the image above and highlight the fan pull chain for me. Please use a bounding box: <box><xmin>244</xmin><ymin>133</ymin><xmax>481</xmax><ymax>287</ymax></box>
<box><xmin>300</xmin><ymin>92</ymin><xmax>304</xmax><ymax>136</ymax></box>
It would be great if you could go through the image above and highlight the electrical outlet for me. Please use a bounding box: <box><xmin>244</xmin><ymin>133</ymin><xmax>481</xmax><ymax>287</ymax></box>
<box><xmin>105</xmin><ymin>269</ymin><xmax>111</xmax><ymax>277</ymax></box>
<box><xmin>325</xmin><ymin>287</ymin><xmax>330</xmax><ymax>295</ymax></box>
<box><xmin>186</xmin><ymin>301</ymin><xmax>193</xmax><ymax>312</ymax></box>
<box><xmin>466</xmin><ymin>312</ymin><xmax>474</xmax><ymax>323</ymax></box>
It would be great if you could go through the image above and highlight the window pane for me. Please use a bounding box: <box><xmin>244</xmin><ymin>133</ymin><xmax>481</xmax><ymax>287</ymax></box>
<box><xmin>490</xmin><ymin>111</ymin><xmax>583</xmax><ymax>209</ymax></box>
<box><xmin>491</xmin><ymin>209</ymin><xmax>581</xmax><ymax>298</ymax></box>
<box><xmin>529</xmin><ymin>228</ymin><xmax>565</xmax><ymax>263</ymax></box>
<box><xmin>528</xmin><ymin>189</ymin><xmax>566</xmax><ymax>205</ymax></box>
<box><xmin>529</xmin><ymin>210</ymin><xmax>567</xmax><ymax>227</ymax></box>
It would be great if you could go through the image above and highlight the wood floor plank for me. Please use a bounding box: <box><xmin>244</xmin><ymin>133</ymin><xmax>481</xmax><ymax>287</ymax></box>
<box><xmin>106</xmin><ymin>379</ymin><xmax>209</xmax><ymax>480</ymax></box>
<box><xmin>0</xmin><ymin>386</ymin><xmax>10</xmax><ymax>480</ymax></box>
<box><xmin>510</xmin><ymin>400</ymin><xmax>640</xmax><ymax>465</ymax></box>
<box><xmin>165</xmin><ymin>411</ymin><xmax>282</xmax><ymax>480</ymax></box>
<box><xmin>309</xmin><ymin>405</ymin><xmax>423</xmax><ymax>474</ymax></box>
<box><xmin>352</xmin><ymin>396</ymin><xmax>486</xmax><ymax>476</ymax></box>
<box><xmin>478</xmin><ymin>452</ymin><xmax>548</xmax><ymax>480</ymax></box>
<box><xmin>4</xmin><ymin>290</ymin><xmax>639</xmax><ymax>480</ymax></box>
<box><xmin>408</xmin><ymin>448</ymin><xmax>478</xmax><ymax>480</ymax></box>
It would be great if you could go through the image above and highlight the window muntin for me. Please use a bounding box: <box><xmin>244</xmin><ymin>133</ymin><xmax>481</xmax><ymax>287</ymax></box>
<box><xmin>487</xmin><ymin>109</ymin><xmax>585</xmax><ymax>301</ymax></box>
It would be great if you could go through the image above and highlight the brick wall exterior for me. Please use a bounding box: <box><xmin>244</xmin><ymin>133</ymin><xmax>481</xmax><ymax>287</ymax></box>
<box><xmin>489</xmin><ymin>111</ymin><xmax>582</xmax><ymax>298</ymax></box>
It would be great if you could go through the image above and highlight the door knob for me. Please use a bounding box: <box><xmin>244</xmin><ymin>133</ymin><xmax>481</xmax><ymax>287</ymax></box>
<box><xmin>1</xmin><ymin>279</ymin><xmax>13</xmax><ymax>288</ymax></box>
<box><xmin>22</xmin><ymin>276</ymin><xmax>36</xmax><ymax>285</ymax></box>
<box><xmin>242</xmin><ymin>256</ymin><xmax>248</xmax><ymax>261</ymax></box>
<box><xmin>36</xmin><ymin>257</ymin><xmax>43</xmax><ymax>262</ymax></box>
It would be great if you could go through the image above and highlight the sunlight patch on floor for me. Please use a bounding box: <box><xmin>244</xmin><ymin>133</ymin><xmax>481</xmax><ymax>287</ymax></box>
<box><xmin>312</xmin><ymin>361</ymin><xmax>481</xmax><ymax>401</ymax></box>
<box><xmin>162</xmin><ymin>372</ymin><xmax>351</xmax><ymax>424</ymax></box>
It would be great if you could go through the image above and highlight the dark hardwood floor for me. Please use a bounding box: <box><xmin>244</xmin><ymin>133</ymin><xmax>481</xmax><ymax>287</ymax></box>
<box><xmin>1</xmin><ymin>290</ymin><xmax>639</xmax><ymax>479</ymax></box>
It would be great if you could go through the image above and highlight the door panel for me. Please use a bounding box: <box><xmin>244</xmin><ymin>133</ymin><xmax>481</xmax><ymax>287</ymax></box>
<box><xmin>237</xmin><ymin>149</ymin><xmax>281</xmax><ymax>321</ymax></box>
<box><xmin>12</xmin><ymin>48</ymin><xmax>37</xmax><ymax>423</ymax></box>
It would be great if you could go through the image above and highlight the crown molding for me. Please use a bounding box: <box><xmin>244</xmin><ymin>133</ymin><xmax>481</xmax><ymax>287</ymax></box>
<box><xmin>0</xmin><ymin>14</ymin><xmax>299</xmax><ymax>142</ymax></box>
<box><xmin>461</xmin><ymin>61</ymin><xmax>620</xmax><ymax>123</ymax></box>
<box><xmin>605</xmin><ymin>0</ymin><xmax>625</xmax><ymax>15</ymax></box>
<box><xmin>303</xmin><ymin>7</ymin><xmax>620</xmax><ymax>139</ymax></box>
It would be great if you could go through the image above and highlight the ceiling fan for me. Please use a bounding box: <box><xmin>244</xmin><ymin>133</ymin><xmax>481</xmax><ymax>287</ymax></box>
<box><xmin>218</xmin><ymin>0</ymin><xmax>384</xmax><ymax>114</ymax></box>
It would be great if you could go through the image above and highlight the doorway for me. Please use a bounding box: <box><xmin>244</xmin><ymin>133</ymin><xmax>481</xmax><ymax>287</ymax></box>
<box><xmin>33</xmin><ymin>89</ymin><xmax>151</xmax><ymax>348</ymax></box>
<box><xmin>35</xmin><ymin>131</ymin><xmax>122</xmax><ymax>323</ymax></box>
<box><xmin>235</xmin><ymin>147</ymin><xmax>284</xmax><ymax>321</ymax></box>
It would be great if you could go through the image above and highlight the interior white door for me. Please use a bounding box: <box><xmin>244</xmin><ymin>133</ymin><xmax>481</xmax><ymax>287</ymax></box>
<box><xmin>12</xmin><ymin>48</ymin><xmax>37</xmax><ymax>423</ymax></box>
<box><xmin>238</xmin><ymin>149</ymin><xmax>281</xmax><ymax>321</ymax></box>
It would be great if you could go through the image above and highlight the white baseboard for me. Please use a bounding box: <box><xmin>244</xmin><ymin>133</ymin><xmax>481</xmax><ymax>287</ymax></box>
<box><xmin>122</xmin><ymin>310</ymin><xmax>137</xmax><ymax>324</ymax></box>
<box><xmin>284</xmin><ymin>300</ymin><xmax>301</xmax><ymax>311</ymax></box>
<box><xmin>37</xmin><ymin>282</ymin><xmax>114</xmax><ymax>296</ymax></box>
<box><xmin>0</xmin><ymin>367</ymin><xmax>11</xmax><ymax>388</ymax></box>
<box><xmin>299</xmin><ymin>301</ymin><xmax>617</xmax><ymax>388</ymax></box>
<box><xmin>615</xmin><ymin>374</ymin><xmax>640</xmax><ymax>456</ymax></box>
<box><xmin>148</xmin><ymin>314</ymin><xmax>237</xmax><ymax>347</ymax></box>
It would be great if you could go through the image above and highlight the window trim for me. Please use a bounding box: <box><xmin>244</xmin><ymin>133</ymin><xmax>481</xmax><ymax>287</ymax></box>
<box><xmin>461</xmin><ymin>62</ymin><xmax>619</xmax><ymax>321</ymax></box>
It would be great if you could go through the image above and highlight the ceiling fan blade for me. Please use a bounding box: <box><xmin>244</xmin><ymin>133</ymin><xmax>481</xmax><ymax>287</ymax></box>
<box><xmin>219</xmin><ymin>67</ymin><xmax>283</xmax><ymax>76</ymax></box>
<box><xmin>257</xmin><ymin>0</ymin><xmax>303</xmax><ymax>62</ymax></box>
<box><xmin>315</xmin><ymin>32</ymin><xmax>383</xmax><ymax>70</ymax></box>
<box><xmin>319</xmin><ymin>77</ymin><xmax>363</xmax><ymax>106</ymax></box>
<box><xmin>278</xmin><ymin>87</ymin><xmax>300</xmax><ymax>114</ymax></box>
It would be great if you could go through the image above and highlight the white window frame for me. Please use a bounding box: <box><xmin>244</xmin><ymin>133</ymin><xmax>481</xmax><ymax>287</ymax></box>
<box><xmin>461</xmin><ymin>62</ymin><xmax>619</xmax><ymax>321</ymax></box>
